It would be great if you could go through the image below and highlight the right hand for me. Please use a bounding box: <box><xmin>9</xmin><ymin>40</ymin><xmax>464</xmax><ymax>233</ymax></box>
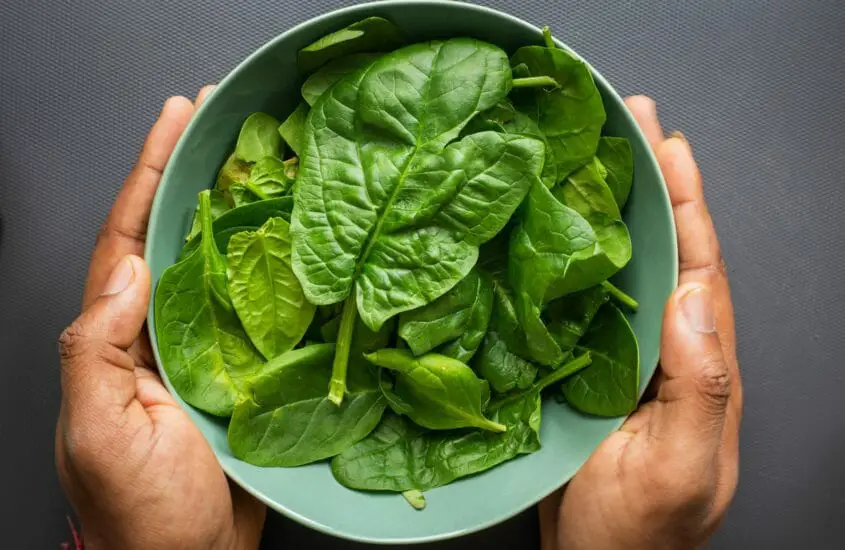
<box><xmin>55</xmin><ymin>88</ymin><xmax>266</xmax><ymax>550</ymax></box>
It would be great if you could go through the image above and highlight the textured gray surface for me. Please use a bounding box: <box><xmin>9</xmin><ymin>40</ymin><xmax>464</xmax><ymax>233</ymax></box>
<box><xmin>1</xmin><ymin>0</ymin><xmax>844</xmax><ymax>548</ymax></box>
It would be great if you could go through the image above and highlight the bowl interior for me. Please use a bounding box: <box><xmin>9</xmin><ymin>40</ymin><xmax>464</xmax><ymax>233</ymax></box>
<box><xmin>145</xmin><ymin>0</ymin><xmax>677</xmax><ymax>544</ymax></box>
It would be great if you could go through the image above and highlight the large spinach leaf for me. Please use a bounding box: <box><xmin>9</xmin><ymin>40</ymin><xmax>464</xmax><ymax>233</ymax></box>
<box><xmin>292</xmin><ymin>38</ymin><xmax>543</xmax><ymax>403</ymax></box>
<box><xmin>298</xmin><ymin>16</ymin><xmax>403</xmax><ymax>74</ymax></box>
<box><xmin>277</xmin><ymin>102</ymin><xmax>309</xmax><ymax>157</ymax></box>
<box><xmin>331</xmin><ymin>392</ymin><xmax>541</xmax><ymax>492</ymax></box>
<box><xmin>562</xmin><ymin>303</ymin><xmax>640</xmax><ymax>416</ymax></box>
<box><xmin>596</xmin><ymin>136</ymin><xmax>634</xmax><ymax>210</ymax></box>
<box><xmin>301</xmin><ymin>53</ymin><xmax>381</xmax><ymax>106</ymax></box>
<box><xmin>398</xmin><ymin>268</ymin><xmax>493</xmax><ymax>363</ymax></box>
<box><xmin>510</xmin><ymin>41</ymin><xmax>605</xmax><ymax>180</ymax></box>
<box><xmin>227</xmin><ymin>217</ymin><xmax>315</xmax><ymax>360</ymax></box>
<box><xmin>155</xmin><ymin>191</ymin><xmax>263</xmax><ymax>416</ymax></box>
<box><xmin>227</xmin><ymin>343</ymin><xmax>387</xmax><ymax>466</ymax></box>
<box><xmin>365</xmin><ymin>349</ymin><xmax>506</xmax><ymax>432</ymax></box>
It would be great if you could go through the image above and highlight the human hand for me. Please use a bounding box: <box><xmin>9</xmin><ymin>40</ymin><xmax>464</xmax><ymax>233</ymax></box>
<box><xmin>55</xmin><ymin>88</ymin><xmax>266</xmax><ymax>550</ymax></box>
<box><xmin>540</xmin><ymin>96</ymin><xmax>742</xmax><ymax>550</ymax></box>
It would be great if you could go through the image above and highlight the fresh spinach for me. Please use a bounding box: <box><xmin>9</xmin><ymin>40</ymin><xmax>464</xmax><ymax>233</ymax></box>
<box><xmin>227</xmin><ymin>343</ymin><xmax>386</xmax><ymax>466</ymax></box>
<box><xmin>365</xmin><ymin>349</ymin><xmax>506</xmax><ymax>432</ymax></box>
<box><xmin>155</xmin><ymin>191</ymin><xmax>264</xmax><ymax>416</ymax></box>
<box><xmin>331</xmin><ymin>392</ymin><xmax>541</xmax><ymax>492</ymax></box>
<box><xmin>277</xmin><ymin>102</ymin><xmax>309</xmax><ymax>157</ymax></box>
<box><xmin>185</xmin><ymin>188</ymin><xmax>230</xmax><ymax>242</ymax></box>
<box><xmin>301</xmin><ymin>53</ymin><xmax>381</xmax><ymax>106</ymax></box>
<box><xmin>544</xmin><ymin>285</ymin><xmax>609</xmax><ymax>361</ymax></box>
<box><xmin>398</xmin><ymin>269</ymin><xmax>494</xmax><ymax>363</ymax></box>
<box><xmin>291</xmin><ymin>38</ymin><xmax>543</xmax><ymax>403</ymax></box>
<box><xmin>298</xmin><ymin>16</ymin><xmax>404</xmax><ymax>74</ymax></box>
<box><xmin>227</xmin><ymin>217</ymin><xmax>315</xmax><ymax>360</ymax></box>
<box><xmin>562</xmin><ymin>303</ymin><xmax>640</xmax><ymax>416</ymax></box>
<box><xmin>234</xmin><ymin>112</ymin><xmax>283</xmax><ymax>162</ymax></box>
<box><xmin>180</xmin><ymin>197</ymin><xmax>293</xmax><ymax>259</ymax></box>
<box><xmin>596</xmin><ymin>136</ymin><xmax>634</xmax><ymax>209</ymax></box>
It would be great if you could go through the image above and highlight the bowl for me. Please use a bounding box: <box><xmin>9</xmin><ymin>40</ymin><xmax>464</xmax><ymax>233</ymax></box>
<box><xmin>145</xmin><ymin>0</ymin><xmax>678</xmax><ymax>544</ymax></box>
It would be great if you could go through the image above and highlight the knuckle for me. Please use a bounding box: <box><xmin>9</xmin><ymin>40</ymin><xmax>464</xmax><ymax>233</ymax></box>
<box><xmin>58</xmin><ymin>320</ymin><xmax>90</xmax><ymax>363</ymax></box>
<box><xmin>696</xmin><ymin>358</ymin><xmax>732</xmax><ymax>411</ymax></box>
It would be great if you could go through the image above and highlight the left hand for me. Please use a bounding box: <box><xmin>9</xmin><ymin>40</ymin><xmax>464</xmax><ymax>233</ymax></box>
<box><xmin>55</xmin><ymin>87</ymin><xmax>266</xmax><ymax>550</ymax></box>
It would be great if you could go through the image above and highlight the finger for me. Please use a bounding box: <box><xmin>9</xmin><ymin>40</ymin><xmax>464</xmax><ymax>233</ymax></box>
<box><xmin>656</xmin><ymin>136</ymin><xmax>741</xmax><ymax>415</ymax></box>
<box><xmin>83</xmin><ymin>97</ymin><xmax>194</xmax><ymax>308</ymax></box>
<box><xmin>60</xmin><ymin>255</ymin><xmax>151</xmax><ymax>420</ymax></box>
<box><xmin>229</xmin><ymin>482</ymin><xmax>267</xmax><ymax>549</ymax></box>
<box><xmin>538</xmin><ymin>489</ymin><xmax>562</xmax><ymax>550</ymax></box>
<box><xmin>195</xmin><ymin>84</ymin><xmax>216</xmax><ymax>108</ymax></box>
<box><xmin>625</xmin><ymin>95</ymin><xmax>664</xmax><ymax>150</ymax></box>
<box><xmin>652</xmin><ymin>283</ymin><xmax>730</xmax><ymax>464</ymax></box>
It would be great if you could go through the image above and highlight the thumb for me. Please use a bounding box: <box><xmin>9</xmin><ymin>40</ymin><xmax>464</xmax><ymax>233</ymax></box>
<box><xmin>653</xmin><ymin>282</ymin><xmax>731</xmax><ymax>462</ymax></box>
<box><xmin>59</xmin><ymin>255</ymin><xmax>151</xmax><ymax>419</ymax></box>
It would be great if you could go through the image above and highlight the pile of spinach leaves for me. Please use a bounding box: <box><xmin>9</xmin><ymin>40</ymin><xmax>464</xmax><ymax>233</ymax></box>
<box><xmin>154</xmin><ymin>20</ymin><xmax>641</xmax><ymax>508</ymax></box>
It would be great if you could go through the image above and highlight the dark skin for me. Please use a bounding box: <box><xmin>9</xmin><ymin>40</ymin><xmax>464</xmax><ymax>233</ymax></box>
<box><xmin>56</xmin><ymin>90</ymin><xmax>739</xmax><ymax>550</ymax></box>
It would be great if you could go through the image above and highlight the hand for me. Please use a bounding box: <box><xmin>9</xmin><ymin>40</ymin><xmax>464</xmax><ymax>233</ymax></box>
<box><xmin>55</xmin><ymin>88</ymin><xmax>266</xmax><ymax>550</ymax></box>
<box><xmin>540</xmin><ymin>96</ymin><xmax>742</xmax><ymax>550</ymax></box>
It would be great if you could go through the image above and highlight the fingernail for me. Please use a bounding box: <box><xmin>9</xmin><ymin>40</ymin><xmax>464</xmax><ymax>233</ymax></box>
<box><xmin>680</xmin><ymin>285</ymin><xmax>715</xmax><ymax>333</ymax></box>
<box><xmin>102</xmin><ymin>256</ymin><xmax>136</xmax><ymax>296</ymax></box>
<box><xmin>669</xmin><ymin>130</ymin><xmax>687</xmax><ymax>143</ymax></box>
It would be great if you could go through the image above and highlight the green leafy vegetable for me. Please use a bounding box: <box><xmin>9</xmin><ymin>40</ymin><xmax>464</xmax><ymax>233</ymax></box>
<box><xmin>234</xmin><ymin>112</ymin><xmax>283</xmax><ymax>163</ymax></box>
<box><xmin>510</xmin><ymin>38</ymin><xmax>605</xmax><ymax>180</ymax></box>
<box><xmin>301</xmin><ymin>53</ymin><xmax>381</xmax><ymax>106</ymax></box>
<box><xmin>544</xmin><ymin>285</ymin><xmax>609</xmax><ymax>361</ymax></box>
<box><xmin>227</xmin><ymin>343</ymin><xmax>386</xmax><ymax>466</ymax></box>
<box><xmin>155</xmin><ymin>191</ymin><xmax>263</xmax><ymax>416</ymax></box>
<box><xmin>398</xmin><ymin>269</ymin><xmax>493</xmax><ymax>363</ymax></box>
<box><xmin>365</xmin><ymin>349</ymin><xmax>506</xmax><ymax>432</ymax></box>
<box><xmin>298</xmin><ymin>16</ymin><xmax>404</xmax><ymax>74</ymax></box>
<box><xmin>216</xmin><ymin>153</ymin><xmax>251</xmax><ymax>191</ymax></box>
<box><xmin>185</xmin><ymin>188</ymin><xmax>230</xmax><ymax>242</ymax></box>
<box><xmin>562</xmin><ymin>303</ymin><xmax>640</xmax><ymax>416</ymax></box>
<box><xmin>331</xmin><ymin>392</ymin><xmax>541</xmax><ymax>492</ymax></box>
<box><xmin>596</xmin><ymin>136</ymin><xmax>634</xmax><ymax>209</ymax></box>
<box><xmin>227</xmin><ymin>217</ymin><xmax>315</xmax><ymax>360</ymax></box>
<box><xmin>277</xmin><ymin>102</ymin><xmax>309</xmax><ymax>157</ymax></box>
<box><xmin>402</xmin><ymin>490</ymin><xmax>426</xmax><ymax>510</ymax></box>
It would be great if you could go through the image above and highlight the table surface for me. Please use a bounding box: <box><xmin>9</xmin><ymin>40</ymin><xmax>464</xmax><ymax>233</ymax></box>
<box><xmin>2</xmin><ymin>0</ymin><xmax>844</xmax><ymax>548</ymax></box>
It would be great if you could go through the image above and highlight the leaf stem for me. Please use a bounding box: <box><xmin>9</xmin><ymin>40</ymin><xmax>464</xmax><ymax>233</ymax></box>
<box><xmin>601</xmin><ymin>281</ymin><xmax>639</xmax><ymax>311</ymax></box>
<box><xmin>488</xmin><ymin>353</ymin><xmax>592</xmax><ymax>412</ymax></box>
<box><xmin>542</xmin><ymin>26</ymin><xmax>555</xmax><ymax>49</ymax></box>
<box><xmin>329</xmin><ymin>294</ymin><xmax>358</xmax><ymax>405</ymax></box>
<box><xmin>512</xmin><ymin>75</ymin><xmax>559</xmax><ymax>89</ymax></box>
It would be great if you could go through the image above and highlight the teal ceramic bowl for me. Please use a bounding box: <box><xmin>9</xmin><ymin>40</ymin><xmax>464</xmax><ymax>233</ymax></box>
<box><xmin>146</xmin><ymin>0</ymin><xmax>677</xmax><ymax>544</ymax></box>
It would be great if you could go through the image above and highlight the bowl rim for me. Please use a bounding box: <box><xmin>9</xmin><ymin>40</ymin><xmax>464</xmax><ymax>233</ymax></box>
<box><xmin>145</xmin><ymin>0</ymin><xmax>679</xmax><ymax>544</ymax></box>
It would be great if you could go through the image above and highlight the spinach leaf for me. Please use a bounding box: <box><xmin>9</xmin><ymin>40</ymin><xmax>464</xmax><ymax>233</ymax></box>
<box><xmin>215</xmin><ymin>153</ymin><xmax>251</xmax><ymax>191</ymax></box>
<box><xmin>562</xmin><ymin>303</ymin><xmax>640</xmax><ymax>417</ymax></box>
<box><xmin>292</xmin><ymin>39</ymin><xmax>543</xmax><ymax>403</ymax></box>
<box><xmin>365</xmin><ymin>349</ymin><xmax>505</xmax><ymax>432</ymax></box>
<box><xmin>301</xmin><ymin>53</ymin><xmax>381</xmax><ymax>106</ymax></box>
<box><xmin>398</xmin><ymin>269</ymin><xmax>493</xmax><ymax>363</ymax></box>
<box><xmin>227</xmin><ymin>217</ymin><xmax>315</xmax><ymax>360</ymax></box>
<box><xmin>277</xmin><ymin>102</ymin><xmax>309</xmax><ymax>157</ymax></box>
<box><xmin>298</xmin><ymin>16</ymin><xmax>404</xmax><ymax>74</ymax></box>
<box><xmin>227</xmin><ymin>343</ymin><xmax>387</xmax><ymax>466</ymax></box>
<box><xmin>510</xmin><ymin>42</ymin><xmax>605</xmax><ymax>180</ymax></box>
<box><xmin>331</xmin><ymin>392</ymin><xmax>541</xmax><ymax>492</ymax></box>
<box><xmin>180</xmin><ymin>197</ymin><xmax>293</xmax><ymax>259</ymax></box>
<box><xmin>185</xmin><ymin>188</ymin><xmax>230</xmax><ymax>242</ymax></box>
<box><xmin>596</xmin><ymin>136</ymin><xmax>634</xmax><ymax>210</ymax></box>
<box><xmin>465</xmin><ymin>100</ymin><xmax>557</xmax><ymax>188</ymax></box>
<box><xmin>154</xmin><ymin>191</ymin><xmax>263</xmax><ymax>416</ymax></box>
<box><xmin>234</xmin><ymin>112</ymin><xmax>283</xmax><ymax>163</ymax></box>
<box><xmin>544</xmin><ymin>285</ymin><xmax>609</xmax><ymax>361</ymax></box>
<box><xmin>488</xmin><ymin>352</ymin><xmax>592</xmax><ymax>412</ymax></box>
<box><xmin>228</xmin><ymin>157</ymin><xmax>295</xmax><ymax>207</ymax></box>
<box><xmin>474</xmin><ymin>282</ymin><xmax>538</xmax><ymax>394</ymax></box>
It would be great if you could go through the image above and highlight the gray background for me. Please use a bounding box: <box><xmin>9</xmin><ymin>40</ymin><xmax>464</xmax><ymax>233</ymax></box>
<box><xmin>1</xmin><ymin>0</ymin><xmax>843</xmax><ymax>548</ymax></box>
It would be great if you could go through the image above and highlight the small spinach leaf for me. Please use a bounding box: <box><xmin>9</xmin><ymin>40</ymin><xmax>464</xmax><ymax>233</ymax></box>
<box><xmin>277</xmin><ymin>102</ymin><xmax>309</xmax><ymax>157</ymax></box>
<box><xmin>227</xmin><ymin>217</ymin><xmax>315</xmax><ymax>360</ymax></box>
<box><xmin>331</xmin><ymin>392</ymin><xmax>541</xmax><ymax>492</ymax></box>
<box><xmin>544</xmin><ymin>285</ymin><xmax>610</xmax><ymax>361</ymax></box>
<box><xmin>301</xmin><ymin>53</ymin><xmax>381</xmax><ymax>106</ymax></box>
<box><xmin>510</xmin><ymin>43</ymin><xmax>605</xmax><ymax>180</ymax></box>
<box><xmin>562</xmin><ymin>303</ymin><xmax>640</xmax><ymax>416</ymax></box>
<box><xmin>180</xmin><ymin>197</ymin><xmax>293</xmax><ymax>260</ymax></box>
<box><xmin>154</xmin><ymin>191</ymin><xmax>263</xmax><ymax>416</ymax></box>
<box><xmin>215</xmin><ymin>153</ymin><xmax>251</xmax><ymax>191</ymax></box>
<box><xmin>365</xmin><ymin>349</ymin><xmax>506</xmax><ymax>432</ymax></box>
<box><xmin>234</xmin><ymin>112</ymin><xmax>283</xmax><ymax>163</ymax></box>
<box><xmin>227</xmin><ymin>343</ymin><xmax>387</xmax><ymax>466</ymax></box>
<box><xmin>596</xmin><ymin>136</ymin><xmax>634</xmax><ymax>210</ymax></box>
<box><xmin>398</xmin><ymin>269</ymin><xmax>494</xmax><ymax>363</ymax></box>
<box><xmin>298</xmin><ymin>16</ymin><xmax>404</xmax><ymax>74</ymax></box>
